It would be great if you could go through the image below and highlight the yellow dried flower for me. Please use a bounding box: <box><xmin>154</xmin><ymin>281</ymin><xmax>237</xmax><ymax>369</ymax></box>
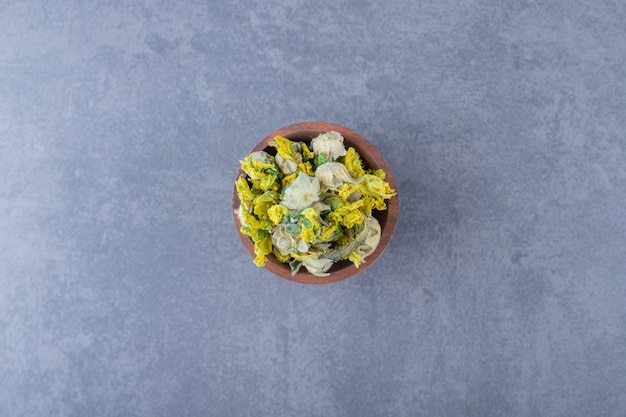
<box><xmin>343</xmin><ymin>147</ymin><xmax>366</xmax><ymax>179</ymax></box>
<box><xmin>252</xmin><ymin>191</ymin><xmax>280</xmax><ymax>220</ymax></box>
<box><xmin>240</xmin><ymin>155</ymin><xmax>279</xmax><ymax>191</ymax></box>
<box><xmin>253</xmin><ymin>234</ymin><xmax>273</xmax><ymax>267</ymax></box>
<box><xmin>267</xmin><ymin>204</ymin><xmax>289</xmax><ymax>225</ymax></box>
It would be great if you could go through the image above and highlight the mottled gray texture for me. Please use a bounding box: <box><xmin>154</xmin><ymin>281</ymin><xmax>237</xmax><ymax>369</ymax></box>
<box><xmin>1</xmin><ymin>0</ymin><xmax>625</xmax><ymax>416</ymax></box>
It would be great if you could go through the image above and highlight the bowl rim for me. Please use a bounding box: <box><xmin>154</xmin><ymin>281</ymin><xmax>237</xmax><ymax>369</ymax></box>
<box><xmin>231</xmin><ymin>121</ymin><xmax>398</xmax><ymax>284</ymax></box>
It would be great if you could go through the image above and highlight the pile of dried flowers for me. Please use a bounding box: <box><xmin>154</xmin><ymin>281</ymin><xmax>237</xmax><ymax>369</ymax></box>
<box><xmin>234</xmin><ymin>131</ymin><xmax>396</xmax><ymax>277</ymax></box>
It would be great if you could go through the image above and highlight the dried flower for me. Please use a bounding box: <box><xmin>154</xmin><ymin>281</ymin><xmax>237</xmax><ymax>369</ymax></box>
<box><xmin>310</xmin><ymin>131</ymin><xmax>347</xmax><ymax>161</ymax></box>
<box><xmin>249</xmin><ymin>151</ymin><xmax>275</xmax><ymax>164</ymax></box>
<box><xmin>275</xmin><ymin>154</ymin><xmax>298</xmax><ymax>175</ymax></box>
<box><xmin>271</xmin><ymin>223</ymin><xmax>309</xmax><ymax>256</ymax></box>
<box><xmin>302</xmin><ymin>257</ymin><xmax>334</xmax><ymax>277</ymax></box>
<box><xmin>281</xmin><ymin>172</ymin><xmax>320</xmax><ymax>210</ymax></box>
<box><xmin>315</xmin><ymin>161</ymin><xmax>357</xmax><ymax>189</ymax></box>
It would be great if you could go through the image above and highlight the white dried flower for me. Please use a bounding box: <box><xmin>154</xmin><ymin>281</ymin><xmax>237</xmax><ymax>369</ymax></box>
<box><xmin>310</xmin><ymin>201</ymin><xmax>331</xmax><ymax>214</ymax></box>
<box><xmin>275</xmin><ymin>153</ymin><xmax>297</xmax><ymax>175</ymax></box>
<box><xmin>357</xmin><ymin>216</ymin><xmax>382</xmax><ymax>258</ymax></box>
<box><xmin>310</xmin><ymin>131</ymin><xmax>347</xmax><ymax>161</ymax></box>
<box><xmin>281</xmin><ymin>172</ymin><xmax>320</xmax><ymax>210</ymax></box>
<box><xmin>235</xmin><ymin>205</ymin><xmax>248</xmax><ymax>227</ymax></box>
<box><xmin>248</xmin><ymin>151</ymin><xmax>275</xmax><ymax>163</ymax></box>
<box><xmin>302</xmin><ymin>257</ymin><xmax>334</xmax><ymax>277</ymax></box>
<box><xmin>315</xmin><ymin>162</ymin><xmax>357</xmax><ymax>189</ymax></box>
<box><xmin>271</xmin><ymin>224</ymin><xmax>309</xmax><ymax>256</ymax></box>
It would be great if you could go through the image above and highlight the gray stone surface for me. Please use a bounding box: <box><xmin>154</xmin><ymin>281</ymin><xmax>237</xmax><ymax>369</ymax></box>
<box><xmin>2</xmin><ymin>1</ymin><xmax>625</xmax><ymax>416</ymax></box>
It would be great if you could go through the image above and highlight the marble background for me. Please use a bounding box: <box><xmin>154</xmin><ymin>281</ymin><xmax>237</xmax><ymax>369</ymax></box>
<box><xmin>1</xmin><ymin>1</ymin><xmax>625</xmax><ymax>416</ymax></box>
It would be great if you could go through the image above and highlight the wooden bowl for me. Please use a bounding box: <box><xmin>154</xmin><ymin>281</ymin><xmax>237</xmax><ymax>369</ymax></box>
<box><xmin>232</xmin><ymin>121</ymin><xmax>398</xmax><ymax>284</ymax></box>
